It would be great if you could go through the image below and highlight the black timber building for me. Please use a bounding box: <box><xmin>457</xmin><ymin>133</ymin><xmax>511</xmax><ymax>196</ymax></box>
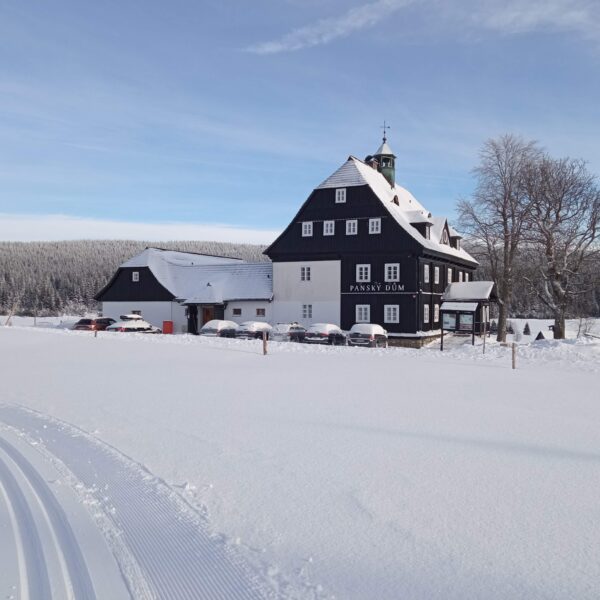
<box><xmin>264</xmin><ymin>137</ymin><xmax>478</xmax><ymax>339</ymax></box>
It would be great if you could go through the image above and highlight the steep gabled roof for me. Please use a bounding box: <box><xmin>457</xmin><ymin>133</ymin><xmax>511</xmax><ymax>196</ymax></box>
<box><xmin>317</xmin><ymin>156</ymin><xmax>477</xmax><ymax>265</ymax></box>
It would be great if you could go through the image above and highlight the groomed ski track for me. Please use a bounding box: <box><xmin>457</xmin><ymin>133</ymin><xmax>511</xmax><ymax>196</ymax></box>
<box><xmin>0</xmin><ymin>404</ymin><xmax>270</xmax><ymax>600</ymax></box>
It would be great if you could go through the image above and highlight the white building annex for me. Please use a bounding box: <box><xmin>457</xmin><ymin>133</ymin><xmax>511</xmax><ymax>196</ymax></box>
<box><xmin>95</xmin><ymin>248</ymin><xmax>273</xmax><ymax>334</ymax></box>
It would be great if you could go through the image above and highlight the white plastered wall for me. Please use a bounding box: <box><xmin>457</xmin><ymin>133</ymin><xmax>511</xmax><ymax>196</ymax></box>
<box><xmin>224</xmin><ymin>301</ymin><xmax>273</xmax><ymax>325</ymax></box>
<box><xmin>101</xmin><ymin>301</ymin><xmax>188</xmax><ymax>333</ymax></box>
<box><xmin>272</xmin><ymin>260</ymin><xmax>341</xmax><ymax>326</ymax></box>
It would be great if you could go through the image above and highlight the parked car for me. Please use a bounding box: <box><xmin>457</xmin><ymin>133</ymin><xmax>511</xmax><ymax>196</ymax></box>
<box><xmin>199</xmin><ymin>319</ymin><xmax>238</xmax><ymax>337</ymax></box>
<box><xmin>304</xmin><ymin>323</ymin><xmax>347</xmax><ymax>345</ymax></box>
<box><xmin>235</xmin><ymin>321</ymin><xmax>273</xmax><ymax>340</ymax></box>
<box><xmin>348</xmin><ymin>323</ymin><xmax>388</xmax><ymax>348</ymax></box>
<box><xmin>106</xmin><ymin>318</ymin><xmax>161</xmax><ymax>333</ymax></box>
<box><xmin>270</xmin><ymin>323</ymin><xmax>307</xmax><ymax>343</ymax></box>
<box><xmin>72</xmin><ymin>317</ymin><xmax>116</xmax><ymax>331</ymax></box>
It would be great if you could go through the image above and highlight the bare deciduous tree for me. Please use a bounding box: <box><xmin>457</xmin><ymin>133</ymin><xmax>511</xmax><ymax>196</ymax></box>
<box><xmin>523</xmin><ymin>157</ymin><xmax>600</xmax><ymax>339</ymax></box>
<box><xmin>457</xmin><ymin>134</ymin><xmax>541</xmax><ymax>341</ymax></box>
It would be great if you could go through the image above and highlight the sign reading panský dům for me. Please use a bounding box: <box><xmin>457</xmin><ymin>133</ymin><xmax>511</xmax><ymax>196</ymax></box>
<box><xmin>348</xmin><ymin>282</ymin><xmax>405</xmax><ymax>293</ymax></box>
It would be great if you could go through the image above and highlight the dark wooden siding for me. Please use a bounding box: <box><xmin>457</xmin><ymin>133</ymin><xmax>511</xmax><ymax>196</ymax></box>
<box><xmin>95</xmin><ymin>267</ymin><xmax>175</xmax><ymax>302</ymax></box>
<box><xmin>265</xmin><ymin>186</ymin><xmax>423</xmax><ymax>261</ymax></box>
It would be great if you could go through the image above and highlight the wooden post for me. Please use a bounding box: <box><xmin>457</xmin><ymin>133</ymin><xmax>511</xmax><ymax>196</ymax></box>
<box><xmin>512</xmin><ymin>342</ymin><xmax>516</xmax><ymax>370</ymax></box>
<box><xmin>483</xmin><ymin>318</ymin><xmax>486</xmax><ymax>354</ymax></box>
<box><xmin>440</xmin><ymin>327</ymin><xmax>444</xmax><ymax>351</ymax></box>
<box><xmin>94</xmin><ymin>329</ymin><xmax>98</xmax><ymax>338</ymax></box>
<box><xmin>262</xmin><ymin>330</ymin><xmax>267</xmax><ymax>355</ymax></box>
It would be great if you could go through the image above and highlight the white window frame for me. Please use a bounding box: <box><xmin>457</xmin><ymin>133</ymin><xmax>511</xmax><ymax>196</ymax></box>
<box><xmin>132</xmin><ymin>271</ymin><xmax>139</xmax><ymax>282</ymax></box>
<box><xmin>300</xmin><ymin>266</ymin><xmax>311</xmax><ymax>281</ymax></box>
<box><xmin>232</xmin><ymin>308</ymin><xmax>242</xmax><ymax>316</ymax></box>
<box><xmin>384</xmin><ymin>263</ymin><xmax>400</xmax><ymax>282</ymax></box>
<box><xmin>384</xmin><ymin>304</ymin><xmax>399</xmax><ymax>324</ymax></box>
<box><xmin>368</xmin><ymin>218</ymin><xmax>381</xmax><ymax>234</ymax></box>
<box><xmin>335</xmin><ymin>188</ymin><xmax>346</xmax><ymax>203</ymax></box>
<box><xmin>434</xmin><ymin>304</ymin><xmax>440</xmax><ymax>323</ymax></box>
<box><xmin>302</xmin><ymin>221</ymin><xmax>313</xmax><ymax>237</ymax></box>
<box><xmin>356</xmin><ymin>264</ymin><xmax>371</xmax><ymax>282</ymax></box>
<box><xmin>424</xmin><ymin>304</ymin><xmax>430</xmax><ymax>324</ymax></box>
<box><xmin>355</xmin><ymin>304</ymin><xmax>370</xmax><ymax>323</ymax></box>
<box><xmin>302</xmin><ymin>304</ymin><xmax>312</xmax><ymax>319</ymax></box>
<box><xmin>323</xmin><ymin>220</ymin><xmax>335</xmax><ymax>236</ymax></box>
<box><xmin>256</xmin><ymin>308</ymin><xmax>266</xmax><ymax>317</ymax></box>
<box><xmin>447</xmin><ymin>267</ymin><xmax>452</xmax><ymax>283</ymax></box>
<box><xmin>346</xmin><ymin>219</ymin><xmax>358</xmax><ymax>235</ymax></box>
<box><xmin>434</xmin><ymin>266</ymin><xmax>440</xmax><ymax>284</ymax></box>
<box><xmin>424</xmin><ymin>264</ymin><xmax>430</xmax><ymax>284</ymax></box>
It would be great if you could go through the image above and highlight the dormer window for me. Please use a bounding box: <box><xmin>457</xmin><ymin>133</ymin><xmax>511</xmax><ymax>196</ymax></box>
<box><xmin>441</xmin><ymin>229</ymin><xmax>449</xmax><ymax>244</ymax></box>
<box><xmin>335</xmin><ymin>188</ymin><xmax>346</xmax><ymax>203</ymax></box>
<box><xmin>302</xmin><ymin>222</ymin><xmax>313</xmax><ymax>237</ymax></box>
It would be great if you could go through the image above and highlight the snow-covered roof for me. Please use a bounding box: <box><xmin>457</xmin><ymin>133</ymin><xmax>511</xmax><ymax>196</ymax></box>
<box><xmin>120</xmin><ymin>248</ymin><xmax>272</xmax><ymax>303</ymax></box>
<box><xmin>405</xmin><ymin>210</ymin><xmax>433</xmax><ymax>224</ymax></box>
<box><xmin>441</xmin><ymin>301</ymin><xmax>478</xmax><ymax>312</ymax></box>
<box><xmin>317</xmin><ymin>157</ymin><xmax>477</xmax><ymax>265</ymax></box>
<box><xmin>442</xmin><ymin>281</ymin><xmax>497</xmax><ymax>302</ymax></box>
<box><xmin>122</xmin><ymin>247</ymin><xmax>242</xmax><ymax>269</ymax></box>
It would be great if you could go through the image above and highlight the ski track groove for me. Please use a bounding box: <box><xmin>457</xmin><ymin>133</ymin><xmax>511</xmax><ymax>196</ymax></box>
<box><xmin>0</xmin><ymin>451</ymin><xmax>52</xmax><ymax>600</ymax></box>
<box><xmin>0</xmin><ymin>405</ymin><xmax>269</xmax><ymax>600</ymax></box>
<box><xmin>0</xmin><ymin>436</ymin><xmax>97</xmax><ymax>600</ymax></box>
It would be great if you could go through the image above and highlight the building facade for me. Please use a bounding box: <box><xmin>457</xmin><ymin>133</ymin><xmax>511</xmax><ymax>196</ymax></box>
<box><xmin>96</xmin><ymin>137</ymin><xmax>477</xmax><ymax>339</ymax></box>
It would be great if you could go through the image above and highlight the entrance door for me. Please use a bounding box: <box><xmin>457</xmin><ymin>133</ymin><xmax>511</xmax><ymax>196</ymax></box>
<box><xmin>201</xmin><ymin>306</ymin><xmax>215</xmax><ymax>326</ymax></box>
<box><xmin>187</xmin><ymin>305</ymin><xmax>199</xmax><ymax>335</ymax></box>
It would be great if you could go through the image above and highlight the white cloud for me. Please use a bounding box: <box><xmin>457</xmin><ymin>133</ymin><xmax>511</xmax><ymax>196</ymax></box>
<box><xmin>0</xmin><ymin>214</ymin><xmax>279</xmax><ymax>245</ymax></box>
<box><xmin>247</xmin><ymin>0</ymin><xmax>414</xmax><ymax>54</ymax></box>
<box><xmin>248</xmin><ymin>0</ymin><xmax>599</xmax><ymax>55</ymax></box>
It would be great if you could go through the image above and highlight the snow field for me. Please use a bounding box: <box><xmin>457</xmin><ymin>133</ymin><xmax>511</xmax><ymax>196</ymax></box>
<box><xmin>0</xmin><ymin>325</ymin><xmax>599</xmax><ymax>599</ymax></box>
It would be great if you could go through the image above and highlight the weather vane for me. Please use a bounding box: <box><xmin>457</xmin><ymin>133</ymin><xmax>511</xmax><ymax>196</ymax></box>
<box><xmin>381</xmin><ymin>120</ymin><xmax>391</xmax><ymax>142</ymax></box>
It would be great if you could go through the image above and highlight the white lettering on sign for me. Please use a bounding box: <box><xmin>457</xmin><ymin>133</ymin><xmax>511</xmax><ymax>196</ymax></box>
<box><xmin>348</xmin><ymin>283</ymin><xmax>405</xmax><ymax>293</ymax></box>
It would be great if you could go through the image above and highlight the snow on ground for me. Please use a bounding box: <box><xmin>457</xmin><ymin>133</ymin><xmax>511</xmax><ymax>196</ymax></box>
<box><xmin>0</xmin><ymin>324</ymin><xmax>599</xmax><ymax>599</ymax></box>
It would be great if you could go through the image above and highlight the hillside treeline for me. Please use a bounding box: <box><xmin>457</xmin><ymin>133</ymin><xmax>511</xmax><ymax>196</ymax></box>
<box><xmin>0</xmin><ymin>240</ymin><xmax>268</xmax><ymax>316</ymax></box>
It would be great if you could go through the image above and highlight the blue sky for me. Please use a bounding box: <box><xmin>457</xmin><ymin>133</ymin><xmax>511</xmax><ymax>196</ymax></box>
<box><xmin>1</xmin><ymin>0</ymin><xmax>599</xmax><ymax>242</ymax></box>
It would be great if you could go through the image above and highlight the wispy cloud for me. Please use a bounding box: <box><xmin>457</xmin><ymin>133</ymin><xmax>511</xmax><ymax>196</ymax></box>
<box><xmin>246</xmin><ymin>0</ymin><xmax>414</xmax><ymax>54</ymax></box>
<box><xmin>465</xmin><ymin>0</ymin><xmax>600</xmax><ymax>39</ymax></box>
<box><xmin>0</xmin><ymin>214</ymin><xmax>279</xmax><ymax>244</ymax></box>
<box><xmin>247</xmin><ymin>0</ymin><xmax>599</xmax><ymax>55</ymax></box>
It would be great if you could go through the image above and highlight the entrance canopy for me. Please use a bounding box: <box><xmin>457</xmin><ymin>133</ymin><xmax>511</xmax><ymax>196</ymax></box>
<box><xmin>442</xmin><ymin>281</ymin><xmax>497</xmax><ymax>302</ymax></box>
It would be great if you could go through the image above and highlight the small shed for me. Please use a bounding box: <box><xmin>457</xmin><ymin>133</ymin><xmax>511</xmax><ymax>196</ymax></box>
<box><xmin>440</xmin><ymin>281</ymin><xmax>497</xmax><ymax>350</ymax></box>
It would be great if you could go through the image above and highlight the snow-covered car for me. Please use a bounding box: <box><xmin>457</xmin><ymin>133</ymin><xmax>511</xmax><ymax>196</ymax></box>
<box><xmin>347</xmin><ymin>323</ymin><xmax>388</xmax><ymax>348</ymax></box>
<box><xmin>73</xmin><ymin>317</ymin><xmax>116</xmax><ymax>331</ymax></box>
<box><xmin>235</xmin><ymin>321</ymin><xmax>273</xmax><ymax>340</ymax></box>
<box><xmin>199</xmin><ymin>319</ymin><xmax>238</xmax><ymax>337</ymax></box>
<box><xmin>304</xmin><ymin>323</ymin><xmax>347</xmax><ymax>345</ymax></box>
<box><xmin>106</xmin><ymin>318</ymin><xmax>162</xmax><ymax>333</ymax></box>
<box><xmin>270</xmin><ymin>323</ymin><xmax>307</xmax><ymax>343</ymax></box>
